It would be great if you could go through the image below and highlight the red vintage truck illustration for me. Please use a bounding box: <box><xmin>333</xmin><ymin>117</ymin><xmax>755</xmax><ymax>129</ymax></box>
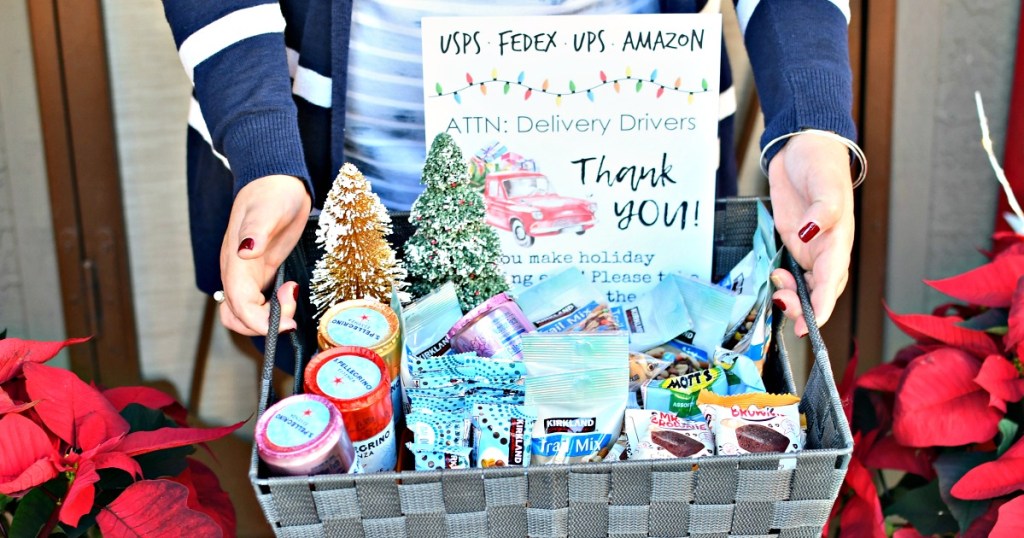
<box><xmin>483</xmin><ymin>170</ymin><xmax>597</xmax><ymax>247</ymax></box>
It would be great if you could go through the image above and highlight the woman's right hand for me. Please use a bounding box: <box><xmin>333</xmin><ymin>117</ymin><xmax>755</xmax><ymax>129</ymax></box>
<box><xmin>217</xmin><ymin>174</ymin><xmax>311</xmax><ymax>336</ymax></box>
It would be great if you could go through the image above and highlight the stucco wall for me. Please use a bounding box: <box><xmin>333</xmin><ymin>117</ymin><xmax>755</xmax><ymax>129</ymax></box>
<box><xmin>885</xmin><ymin>0</ymin><xmax>1021</xmax><ymax>358</ymax></box>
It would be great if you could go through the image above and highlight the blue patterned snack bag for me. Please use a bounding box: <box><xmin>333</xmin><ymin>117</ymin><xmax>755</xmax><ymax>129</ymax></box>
<box><xmin>470</xmin><ymin>403</ymin><xmax>537</xmax><ymax>467</ymax></box>
<box><xmin>406</xmin><ymin>443</ymin><xmax>472</xmax><ymax>470</ymax></box>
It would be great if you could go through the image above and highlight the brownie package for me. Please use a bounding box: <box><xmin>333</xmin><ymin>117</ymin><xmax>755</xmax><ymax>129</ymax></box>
<box><xmin>623</xmin><ymin>409</ymin><xmax>713</xmax><ymax>459</ymax></box>
<box><xmin>697</xmin><ymin>391</ymin><xmax>802</xmax><ymax>455</ymax></box>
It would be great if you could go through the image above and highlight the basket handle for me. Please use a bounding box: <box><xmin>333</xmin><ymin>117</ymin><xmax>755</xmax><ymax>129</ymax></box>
<box><xmin>256</xmin><ymin>265</ymin><xmax>305</xmax><ymax>418</ymax></box>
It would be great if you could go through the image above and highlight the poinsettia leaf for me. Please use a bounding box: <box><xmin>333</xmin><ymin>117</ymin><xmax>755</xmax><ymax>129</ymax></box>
<box><xmin>0</xmin><ymin>336</ymin><xmax>90</xmax><ymax>384</ymax></box>
<box><xmin>952</xmin><ymin>436</ymin><xmax>1024</xmax><ymax>500</ymax></box>
<box><xmin>934</xmin><ymin>451</ymin><xmax>998</xmax><ymax>532</ymax></box>
<box><xmin>997</xmin><ymin>418</ymin><xmax>1019</xmax><ymax>456</ymax></box>
<box><xmin>963</xmin><ymin>498</ymin><xmax>1005</xmax><ymax>538</ymax></box>
<box><xmin>857</xmin><ymin>363</ymin><xmax>905</xmax><ymax>393</ymax></box>
<box><xmin>169</xmin><ymin>459</ymin><xmax>236</xmax><ymax>537</ymax></box>
<box><xmin>92</xmin><ymin>451</ymin><xmax>142</xmax><ymax>479</ymax></box>
<box><xmin>884</xmin><ymin>304</ymin><xmax>1000</xmax><ymax>358</ymax></box>
<box><xmin>23</xmin><ymin>363</ymin><xmax>129</xmax><ymax>451</ymax></box>
<box><xmin>0</xmin><ymin>329</ymin><xmax>6</xmax><ymax>339</ymax></box>
<box><xmin>118</xmin><ymin>403</ymin><xmax>194</xmax><ymax>478</ymax></box>
<box><xmin>59</xmin><ymin>459</ymin><xmax>100</xmax><ymax>527</ymax></box>
<box><xmin>990</xmin><ymin>495</ymin><xmax>1024</xmax><ymax>537</ymax></box>
<box><xmin>104</xmin><ymin>386</ymin><xmax>188</xmax><ymax>427</ymax></box>
<box><xmin>975</xmin><ymin>355</ymin><xmax>1024</xmax><ymax>412</ymax></box>
<box><xmin>96</xmin><ymin>480</ymin><xmax>223</xmax><ymax>538</ymax></box>
<box><xmin>1006</xmin><ymin>276</ymin><xmax>1024</xmax><ymax>352</ymax></box>
<box><xmin>117</xmin><ymin>421</ymin><xmax>244</xmax><ymax>457</ymax></box>
<box><xmin>924</xmin><ymin>255</ymin><xmax>1024</xmax><ymax>307</ymax></box>
<box><xmin>892</xmin><ymin>526</ymin><xmax>927</xmax><ymax>538</ymax></box>
<box><xmin>884</xmin><ymin>480</ymin><xmax>959</xmax><ymax>535</ymax></box>
<box><xmin>9</xmin><ymin>483</ymin><xmax>60</xmax><ymax>538</ymax></box>
<box><xmin>0</xmin><ymin>414</ymin><xmax>59</xmax><ymax>496</ymax></box>
<box><xmin>837</xmin><ymin>457</ymin><xmax>887</xmax><ymax>538</ymax></box>
<box><xmin>893</xmin><ymin>348</ymin><xmax>1003</xmax><ymax>447</ymax></box>
<box><xmin>862</xmin><ymin>433</ymin><xmax>936</xmax><ymax>480</ymax></box>
<box><xmin>0</xmin><ymin>394</ymin><xmax>37</xmax><ymax>416</ymax></box>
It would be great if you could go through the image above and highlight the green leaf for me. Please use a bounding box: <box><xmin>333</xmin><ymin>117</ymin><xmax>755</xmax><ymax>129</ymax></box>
<box><xmin>1</xmin><ymin>328</ymin><xmax>7</xmax><ymax>340</ymax></box>
<box><xmin>987</xmin><ymin>326</ymin><xmax>1009</xmax><ymax>336</ymax></box>
<box><xmin>701</xmin><ymin>78</ymin><xmax>708</xmax><ymax>91</ymax></box>
<box><xmin>933</xmin><ymin>452</ymin><xmax>997</xmax><ymax>533</ymax></box>
<box><xmin>435</xmin><ymin>82</ymin><xmax>442</xmax><ymax>95</ymax></box>
<box><xmin>1</xmin><ymin>493</ymin><xmax>12</xmax><ymax>512</ymax></box>
<box><xmin>120</xmin><ymin>404</ymin><xmax>194</xmax><ymax>479</ymax></box>
<box><xmin>635</xmin><ymin>80</ymin><xmax>643</xmax><ymax>92</ymax></box>
<box><xmin>884</xmin><ymin>480</ymin><xmax>959</xmax><ymax>535</ymax></box>
<box><xmin>10</xmin><ymin>487</ymin><xmax>58</xmax><ymax>538</ymax></box>
<box><xmin>998</xmin><ymin>418</ymin><xmax>1019</xmax><ymax>455</ymax></box>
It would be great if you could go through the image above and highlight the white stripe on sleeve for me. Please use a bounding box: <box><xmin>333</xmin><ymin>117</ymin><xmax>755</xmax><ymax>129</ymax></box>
<box><xmin>187</xmin><ymin>97</ymin><xmax>231</xmax><ymax>170</ymax></box>
<box><xmin>178</xmin><ymin>3</ymin><xmax>287</xmax><ymax>83</ymax></box>
<box><xmin>286</xmin><ymin>47</ymin><xmax>299</xmax><ymax>78</ymax></box>
<box><xmin>735</xmin><ymin>0</ymin><xmax>851</xmax><ymax>35</ymax></box>
<box><xmin>293</xmin><ymin>66</ymin><xmax>333</xmax><ymax>108</ymax></box>
<box><xmin>719</xmin><ymin>86</ymin><xmax>737</xmax><ymax>121</ymax></box>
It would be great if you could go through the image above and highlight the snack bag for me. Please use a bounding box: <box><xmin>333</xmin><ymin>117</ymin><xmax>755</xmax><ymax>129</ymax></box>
<box><xmin>629</xmin><ymin>352</ymin><xmax>672</xmax><ymax>391</ymax></box>
<box><xmin>515</xmin><ymin>268</ymin><xmax>627</xmax><ymax>334</ymax></box>
<box><xmin>672</xmin><ymin>276</ymin><xmax>737</xmax><ymax>362</ymax></box>
<box><xmin>624</xmin><ymin>409</ymin><xmax>713</xmax><ymax>459</ymax></box>
<box><xmin>640</xmin><ymin>366</ymin><xmax>728</xmax><ymax>420</ymax></box>
<box><xmin>713</xmin><ymin>349</ymin><xmax>767</xmax><ymax>395</ymax></box>
<box><xmin>621</xmin><ymin>274</ymin><xmax>694</xmax><ymax>352</ymax></box>
<box><xmin>405</xmin><ymin>443</ymin><xmax>472</xmax><ymax>470</ymax></box>
<box><xmin>406</xmin><ymin>412</ymin><xmax>471</xmax><ymax>447</ymax></box>
<box><xmin>400</xmin><ymin>282</ymin><xmax>464</xmax><ymax>391</ymax></box>
<box><xmin>697</xmin><ymin>391</ymin><xmax>802</xmax><ymax>455</ymax></box>
<box><xmin>523</xmin><ymin>333</ymin><xmax>629</xmax><ymax>464</ymax></box>
<box><xmin>470</xmin><ymin>403</ymin><xmax>537</xmax><ymax>467</ymax></box>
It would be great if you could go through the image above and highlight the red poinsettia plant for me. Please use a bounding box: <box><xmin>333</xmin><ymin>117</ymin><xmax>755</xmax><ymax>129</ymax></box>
<box><xmin>0</xmin><ymin>335</ymin><xmax>244</xmax><ymax>537</ymax></box>
<box><xmin>829</xmin><ymin>228</ymin><xmax>1024</xmax><ymax>537</ymax></box>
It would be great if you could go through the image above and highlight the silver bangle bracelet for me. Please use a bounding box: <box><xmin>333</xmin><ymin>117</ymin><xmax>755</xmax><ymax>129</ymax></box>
<box><xmin>759</xmin><ymin>129</ymin><xmax>868</xmax><ymax>189</ymax></box>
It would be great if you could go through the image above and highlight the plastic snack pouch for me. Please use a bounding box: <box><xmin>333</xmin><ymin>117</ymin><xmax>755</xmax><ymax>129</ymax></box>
<box><xmin>514</xmin><ymin>268</ymin><xmax>596</xmax><ymax>326</ymax></box>
<box><xmin>629</xmin><ymin>352</ymin><xmax>673</xmax><ymax>391</ymax></box>
<box><xmin>673</xmin><ymin>276</ymin><xmax>737</xmax><ymax>361</ymax></box>
<box><xmin>406</xmin><ymin>394</ymin><xmax>467</xmax><ymax>415</ymax></box>
<box><xmin>713</xmin><ymin>349</ymin><xmax>766</xmax><ymax>395</ymax></box>
<box><xmin>470</xmin><ymin>403</ymin><xmax>537</xmax><ymax>467</ymax></box>
<box><xmin>469</xmin><ymin>356</ymin><xmax>527</xmax><ymax>384</ymax></box>
<box><xmin>697</xmin><ymin>391</ymin><xmax>802</xmax><ymax>455</ymax></box>
<box><xmin>521</xmin><ymin>332</ymin><xmax>630</xmax><ymax>379</ymax></box>
<box><xmin>401</xmin><ymin>282</ymin><xmax>464</xmax><ymax>388</ymax></box>
<box><xmin>620</xmin><ymin>274</ymin><xmax>694</xmax><ymax>352</ymax></box>
<box><xmin>640</xmin><ymin>366</ymin><xmax>728</xmax><ymax>420</ymax></box>
<box><xmin>526</xmin><ymin>366</ymin><xmax>628</xmax><ymax>465</ymax></box>
<box><xmin>407</xmin><ymin>352</ymin><xmax>476</xmax><ymax>377</ymax></box>
<box><xmin>406</xmin><ymin>412</ymin><xmax>471</xmax><ymax>447</ymax></box>
<box><xmin>624</xmin><ymin>409</ymin><xmax>714</xmax><ymax>459</ymax></box>
<box><xmin>406</xmin><ymin>442</ymin><xmax>472</xmax><ymax>470</ymax></box>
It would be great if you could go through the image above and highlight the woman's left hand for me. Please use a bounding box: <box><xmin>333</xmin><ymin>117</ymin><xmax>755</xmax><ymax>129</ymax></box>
<box><xmin>767</xmin><ymin>133</ymin><xmax>855</xmax><ymax>337</ymax></box>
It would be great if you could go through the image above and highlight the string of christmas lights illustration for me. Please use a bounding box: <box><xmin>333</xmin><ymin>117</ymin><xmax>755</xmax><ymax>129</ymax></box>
<box><xmin>432</xmin><ymin>68</ymin><xmax>710</xmax><ymax>105</ymax></box>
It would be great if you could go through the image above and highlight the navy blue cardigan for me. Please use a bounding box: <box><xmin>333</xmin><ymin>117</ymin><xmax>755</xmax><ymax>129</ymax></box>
<box><xmin>162</xmin><ymin>0</ymin><xmax>855</xmax><ymax>296</ymax></box>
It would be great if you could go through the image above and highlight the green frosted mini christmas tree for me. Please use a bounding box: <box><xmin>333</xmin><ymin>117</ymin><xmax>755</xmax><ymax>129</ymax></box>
<box><xmin>405</xmin><ymin>133</ymin><xmax>508</xmax><ymax>310</ymax></box>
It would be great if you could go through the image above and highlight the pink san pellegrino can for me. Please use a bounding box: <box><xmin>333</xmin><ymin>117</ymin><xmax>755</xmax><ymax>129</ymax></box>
<box><xmin>256</xmin><ymin>394</ymin><xmax>358</xmax><ymax>476</ymax></box>
<box><xmin>447</xmin><ymin>292</ymin><xmax>536</xmax><ymax>359</ymax></box>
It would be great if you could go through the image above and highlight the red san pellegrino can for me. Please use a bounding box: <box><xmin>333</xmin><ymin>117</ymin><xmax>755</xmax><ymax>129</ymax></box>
<box><xmin>304</xmin><ymin>346</ymin><xmax>396</xmax><ymax>472</ymax></box>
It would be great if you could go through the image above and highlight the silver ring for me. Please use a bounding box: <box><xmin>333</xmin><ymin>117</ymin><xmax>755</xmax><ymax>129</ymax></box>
<box><xmin>213</xmin><ymin>290</ymin><xmax>226</xmax><ymax>304</ymax></box>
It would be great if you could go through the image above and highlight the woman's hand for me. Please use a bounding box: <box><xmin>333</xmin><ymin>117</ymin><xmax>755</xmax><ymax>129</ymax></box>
<box><xmin>218</xmin><ymin>174</ymin><xmax>311</xmax><ymax>336</ymax></box>
<box><xmin>767</xmin><ymin>133</ymin><xmax>855</xmax><ymax>337</ymax></box>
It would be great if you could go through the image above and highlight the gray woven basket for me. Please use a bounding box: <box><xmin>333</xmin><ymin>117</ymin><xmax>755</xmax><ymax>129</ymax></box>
<box><xmin>250</xmin><ymin>198</ymin><xmax>854</xmax><ymax>537</ymax></box>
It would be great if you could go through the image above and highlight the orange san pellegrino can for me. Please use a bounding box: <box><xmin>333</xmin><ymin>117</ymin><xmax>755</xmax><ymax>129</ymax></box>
<box><xmin>304</xmin><ymin>346</ymin><xmax>396</xmax><ymax>473</ymax></box>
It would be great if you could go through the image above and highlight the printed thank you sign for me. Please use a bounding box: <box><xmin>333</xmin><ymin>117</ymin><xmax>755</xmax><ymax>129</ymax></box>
<box><xmin>422</xmin><ymin>14</ymin><xmax>721</xmax><ymax>302</ymax></box>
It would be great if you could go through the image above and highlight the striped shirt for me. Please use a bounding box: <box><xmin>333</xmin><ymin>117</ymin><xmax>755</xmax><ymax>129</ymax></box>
<box><xmin>162</xmin><ymin>0</ymin><xmax>855</xmax><ymax>294</ymax></box>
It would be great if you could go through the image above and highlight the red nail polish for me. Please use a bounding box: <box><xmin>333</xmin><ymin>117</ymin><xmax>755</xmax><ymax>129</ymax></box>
<box><xmin>798</xmin><ymin>222</ymin><xmax>820</xmax><ymax>243</ymax></box>
<box><xmin>293</xmin><ymin>286</ymin><xmax>300</xmax><ymax>301</ymax></box>
<box><xmin>238</xmin><ymin>237</ymin><xmax>254</xmax><ymax>252</ymax></box>
<box><xmin>799</xmin><ymin>333</ymin><xmax>807</xmax><ymax>339</ymax></box>
<box><xmin>772</xmin><ymin>298</ymin><xmax>787</xmax><ymax>312</ymax></box>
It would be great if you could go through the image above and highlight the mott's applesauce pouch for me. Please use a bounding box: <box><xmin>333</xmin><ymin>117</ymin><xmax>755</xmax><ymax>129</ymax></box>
<box><xmin>697</xmin><ymin>391</ymin><xmax>802</xmax><ymax>455</ymax></box>
<box><xmin>318</xmin><ymin>299</ymin><xmax>401</xmax><ymax>380</ymax></box>
<box><xmin>641</xmin><ymin>366</ymin><xmax>727</xmax><ymax>420</ymax></box>
<box><xmin>305</xmin><ymin>347</ymin><xmax>397</xmax><ymax>473</ymax></box>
